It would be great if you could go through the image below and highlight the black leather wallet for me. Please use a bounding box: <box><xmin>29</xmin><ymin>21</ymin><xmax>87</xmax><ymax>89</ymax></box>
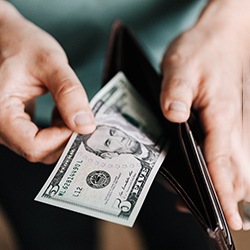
<box><xmin>102</xmin><ymin>20</ymin><xmax>235</xmax><ymax>250</ymax></box>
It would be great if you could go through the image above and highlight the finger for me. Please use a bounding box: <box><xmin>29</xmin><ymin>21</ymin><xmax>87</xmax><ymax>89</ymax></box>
<box><xmin>41</xmin><ymin>143</ymin><xmax>68</xmax><ymax>164</ymax></box>
<box><xmin>40</xmin><ymin>59</ymin><xmax>96</xmax><ymax>134</ymax></box>
<box><xmin>160</xmin><ymin>54</ymin><xmax>199</xmax><ymax>123</ymax></box>
<box><xmin>201</xmin><ymin>102</ymin><xmax>243</xmax><ymax>230</ymax></box>
<box><xmin>206</xmin><ymin>136</ymin><xmax>242</xmax><ymax>230</ymax></box>
<box><xmin>210</xmin><ymin>162</ymin><xmax>242</xmax><ymax>231</ymax></box>
<box><xmin>232</xmin><ymin>127</ymin><xmax>250</xmax><ymax>231</ymax></box>
<box><xmin>0</xmin><ymin>102</ymin><xmax>72</xmax><ymax>163</ymax></box>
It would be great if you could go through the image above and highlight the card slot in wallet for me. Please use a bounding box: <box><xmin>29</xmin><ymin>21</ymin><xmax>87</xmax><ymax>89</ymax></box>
<box><xmin>102</xmin><ymin>20</ymin><xmax>235</xmax><ymax>250</ymax></box>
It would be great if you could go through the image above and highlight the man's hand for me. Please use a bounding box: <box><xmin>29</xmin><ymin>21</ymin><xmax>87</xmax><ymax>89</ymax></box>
<box><xmin>161</xmin><ymin>0</ymin><xmax>250</xmax><ymax>231</ymax></box>
<box><xmin>0</xmin><ymin>2</ymin><xmax>96</xmax><ymax>164</ymax></box>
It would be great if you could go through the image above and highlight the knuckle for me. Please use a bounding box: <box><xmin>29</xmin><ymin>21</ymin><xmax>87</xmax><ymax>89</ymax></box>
<box><xmin>214</xmin><ymin>155</ymin><xmax>231</xmax><ymax>168</ymax></box>
<box><xmin>206</xmin><ymin>110</ymin><xmax>224</xmax><ymax>127</ymax></box>
<box><xmin>202</xmin><ymin>94</ymin><xmax>238</xmax><ymax>123</ymax></box>
<box><xmin>54</xmin><ymin>78</ymin><xmax>83</xmax><ymax>101</ymax></box>
<box><xmin>164</xmin><ymin>52</ymin><xmax>182</xmax><ymax>66</ymax></box>
<box><xmin>20</xmin><ymin>144</ymin><xmax>43</xmax><ymax>163</ymax></box>
<box><xmin>208</xmin><ymin>102</ymin><xmax>236</xmax><ymax>125</ymax></box>
<box><xmin>162</xmin><ymin>77</ymin><xmax>193</xmax><ymax>99</ymax></box>
<box><xmin>167</xmin><ymin>77</ymin><xmax>191</xmax><ymax>90</ymax></box>
<box><xmin>207</xmin><ymin>154</ymin><xmax>232</xmax><ymax>180</ymax></box>
<box><xmin>162</xmin><ymin>38</ymin><xmax>195</xmax><ymax>69</ymax></box>
<box><xmin>163</xmin><ymin>51</ymin><xmax>189</xmax><ymax>71</ymax></box>
<box><xmin>22</xmin><ymin>151</ymin><xmax>38</xmax><ymax>163</ymax></box>
<box><xmin>34</xmin><ymin>48</ymin><xmax>66</xmax><ymax>67</ymax></box>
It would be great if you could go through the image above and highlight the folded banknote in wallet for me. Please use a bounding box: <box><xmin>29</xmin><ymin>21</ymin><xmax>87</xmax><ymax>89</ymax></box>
<box><xmin>102</xmin><ymin>21</ymin><xmax>235</xmax><ymax>250</ymax></box>
<box><xmin>35</xmin><ymin>21</ymin><xmax>235</xmax><ymax>250</ymax></box>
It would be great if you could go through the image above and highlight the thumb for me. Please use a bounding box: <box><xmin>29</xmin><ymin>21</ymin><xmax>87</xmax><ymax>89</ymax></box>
<box><xmin>44</xmin><ymin>61</ymin><xmax>96</xmax><ymax>134</ymax></box>
<box><xmin>160</xmin><ymin>60</ymin><xmax>197</xmax><ymax>123</ymax></box>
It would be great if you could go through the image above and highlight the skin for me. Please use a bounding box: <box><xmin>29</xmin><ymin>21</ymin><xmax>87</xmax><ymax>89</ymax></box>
<box><xmin>0</xmin><ymin>0</ymin><xmax>250</xmax><ymax>231</ymax></box>
<box><xmin>161</xmin><ymin>0</ymin><xmax>250</xmax><ymax>230</ymax></box>
<box><xmin>0</xmin><ymin>1</ymin><xmax>96</xmax><ymax>164</ymax></box>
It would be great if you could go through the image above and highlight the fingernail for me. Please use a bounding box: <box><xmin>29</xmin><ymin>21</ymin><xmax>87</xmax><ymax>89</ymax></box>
<box><xmin>169</xmin><ymin>101</ymin><xmax>187</xmax><ymax>112</ymax></box>
<box><xmin>74</xmin><ymin>112</ymin><xmax>95</xmax><ymax>127</ymax></box>
<box><xmin>234</xmin><ymin>212</ymin><xmax>243</xmax><ymax>230</ymax></box>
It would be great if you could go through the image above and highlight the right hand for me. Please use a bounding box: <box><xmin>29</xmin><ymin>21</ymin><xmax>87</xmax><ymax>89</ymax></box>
<box><xmin>0</xmin><ymin>1</ymin><xmax>96</xmax><ymax>164</ymax></box>
<box><xmin>160</xmin><ymin>0</ymin><xmax>250</xmax><ymax>230</ymax></box>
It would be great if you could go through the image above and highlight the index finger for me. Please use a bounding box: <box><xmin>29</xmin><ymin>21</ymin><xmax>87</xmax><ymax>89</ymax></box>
<box><xmin>200</xmin><ymin>99</ymin><xmax>243</xmax><ymax>230</ymax></box>
<box><xmin>0</xmin><ymin>100</ymin><xmax>72</xmax><ymax>163</ymax></box>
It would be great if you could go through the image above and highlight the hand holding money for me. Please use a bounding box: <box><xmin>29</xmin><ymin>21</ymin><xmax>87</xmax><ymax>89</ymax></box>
<box><xmin>36</xmin><ymin>72</ymin><xmax>169</xmax><ymax>226</ymax></box>
<box><xmin>0</xmin><ymin>1</ymin><xmax>95</xmax><ymax>164</ymax></box>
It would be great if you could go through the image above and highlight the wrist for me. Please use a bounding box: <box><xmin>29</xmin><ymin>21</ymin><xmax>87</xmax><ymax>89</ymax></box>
<box><xmin>200</xmin><ymin>0</ymin><xmax>250</xmax><ymax>26</ymax></box>
<box><xmin>195</xmin><ymin>0</ymin><xmax>250</xmax><ymax>45</ymax></box>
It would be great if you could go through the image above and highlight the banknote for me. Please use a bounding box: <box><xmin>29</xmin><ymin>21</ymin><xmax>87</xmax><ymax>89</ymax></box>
<box><xmin>35</xmin><ymin>72</ymin><xmax>169</xmax><ymax>227</ymax></box>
